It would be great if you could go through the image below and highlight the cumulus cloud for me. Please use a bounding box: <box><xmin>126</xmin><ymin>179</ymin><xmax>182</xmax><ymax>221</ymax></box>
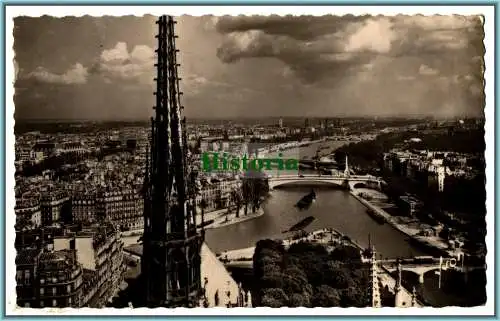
<box><xmin>215</xmin><ymin>15</ymin><xmax>364</xmax><ymax>40</ymax></box>
<box><xmin>401</xmin><ymin>15</ymin><xmax>481</xmax><ymax>31</ymax></box>
<box><xmin>343</xmin><ymin>18</ymin><xmax>395</xmax><ymax>53</ymax></box>
<box><xmin>26</xmin><ymin>63</ymin><xmax>88</xmax><ymax>84</ymax></box>
<box><xmin>212</xmin><ymin>14</ymin><xmax>484</xmax><ymax>117</ymax></box>
<box><xmin>22</xmin><ymin>39</ymin><xmax>229</xmax><ymax>99</ymax></box>
<box><xmin>93</xmin><ymin>42</ymin><xmax>229</xmax><ymax>94</ymax></box>
<box><xmin>216</xmin><ymin>27</ymin><xmax>367</xmax><ymax>84</ymax></box>
<box><xmin>87</xmin><ymin>41</ymin><xmax>232</xmax><ymax>99</ymax></box>
<box><xmin>101</xmin><ymin>42</ymin><xmax>130</xmax><ymax>62</ymax></box>
<box><xmin>92</xmin><ymin>42</ymin><xmax>155</xmax><ymax>84</ymax></box>
<box><xmin>13</xmin><ymin>15</ymin><xmax>485</xmax><ymax>119</ymax></box>
<box><xmin>214</xmin><ymin>14</ymin><xmax>483</xmax><ymax>86</ymax></box>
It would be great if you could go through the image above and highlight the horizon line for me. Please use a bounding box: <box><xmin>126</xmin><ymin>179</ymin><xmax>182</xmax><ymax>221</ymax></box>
<box><xmin>15</xmin><ymin>115</ymin><xmax>485</xmax><ymax>123</ymax></box>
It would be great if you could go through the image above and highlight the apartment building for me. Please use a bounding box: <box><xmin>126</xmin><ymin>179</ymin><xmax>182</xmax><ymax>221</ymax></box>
<box><xmin>15</xmin><ymin>197</ymin><xmax>42</xmax><ymax>230</ymax></box>
<box><xmin>40</xmin><ymin>191</ymin><xmax>71</xmax><ymax>226</ymax></box>
<box><xmin>16</xmin><ymin>246</ymin><xmax>84</xmax><ymax>308</ymax></box>
<box><xmin>95</xmin><ymin>188</ymin><xmax>144</xmax><ymax>230</ymax></box>
<box><xmin>197</xmin><ymin>179</ymin><xmax>242</xmax><ymax>212</ymax></box>
<box><xmin>72</xmin><ymin>192</ymin><xmax>97</xmax><ymax>223</ymax></box>
<box><xmin>16</xmin><ymin>222</ymin><xmax>125</xmax><ymax>308</ymax></box>
<box><xmin>53</xmin><ymin>222</ymin><xmax>125</xmax><ymax>307</ymax></box>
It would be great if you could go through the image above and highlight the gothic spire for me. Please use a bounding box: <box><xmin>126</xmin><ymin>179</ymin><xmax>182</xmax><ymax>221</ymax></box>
<box><xmin>394</xmin><ymin>259</ymin><xmax>404</xmax><ymax>307</ymax></box>
<box><xmin>370</xmin><ymin>246</ymin><xmax>381</xmax><ymax>308</ymax></box>
<box><xmin>142</xmin><ymin>15</ymin><xmax>203</xmax><ymax>308</ymax></box>
<box><xmin>395</xmin><ymin>260</ymin><xmax>402</xmax><ymax>291</ymax></box>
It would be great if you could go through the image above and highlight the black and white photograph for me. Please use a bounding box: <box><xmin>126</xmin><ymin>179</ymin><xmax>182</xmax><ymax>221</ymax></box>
<box><xmin>7</xmin><ymin>6</ymin><xmax>494</xmax><ymax>314</ymax></box>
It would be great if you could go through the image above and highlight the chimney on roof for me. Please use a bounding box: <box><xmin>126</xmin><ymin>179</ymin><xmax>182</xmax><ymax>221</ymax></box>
<box><xmin>69</xmin><ymin>237</ymin><xmax>77</xmax><ymax>262</ymax></box>
<box><xmin>45</xmin><ymin>234</ymin><xmax>53</xmax><ymax>251</ymax></box>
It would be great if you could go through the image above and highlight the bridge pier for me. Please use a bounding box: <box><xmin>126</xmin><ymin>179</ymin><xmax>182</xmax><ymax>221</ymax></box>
<box><xmin>418</xmin><ymin>274</ymin><xmax>424</xmax><ymax>284</ymax></box>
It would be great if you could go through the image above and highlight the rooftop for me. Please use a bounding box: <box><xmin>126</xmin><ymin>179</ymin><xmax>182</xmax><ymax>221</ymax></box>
<box><xmin>15</xmin><ymin>247</ymin><xmax>42</xmax><ymax>265</ymax></box>
<box><xmin>40</xmin><ymin>249</ymin><xmax>74</xmax><ymax>263</ymax></box>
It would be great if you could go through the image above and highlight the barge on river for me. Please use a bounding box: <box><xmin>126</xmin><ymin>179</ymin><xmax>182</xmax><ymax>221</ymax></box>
<box><xmin>295</xmin><ymin>190</ymin><xmax>316</xmax><ymax>210</ymax></box>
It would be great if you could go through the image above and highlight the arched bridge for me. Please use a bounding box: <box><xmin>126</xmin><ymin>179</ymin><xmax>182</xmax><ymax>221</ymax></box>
<box><xmin>268</xmin><ymin>174</ymin><xmax>385</xmax><ymax>190</ymax></box>
<box><xmin>380</xmin><ymin>259</ymin><xmax>485</xmax><ymax>284</ymax></box>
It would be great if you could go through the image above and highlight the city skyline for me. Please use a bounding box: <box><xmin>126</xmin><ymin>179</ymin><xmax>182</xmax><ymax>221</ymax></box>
<box><xmin>14</xmin><ymin>14</ymin><xmax>485</xmax><ymax>120</ymax></box>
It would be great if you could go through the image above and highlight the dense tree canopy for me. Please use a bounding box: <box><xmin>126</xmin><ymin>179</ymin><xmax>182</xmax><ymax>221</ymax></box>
<box><xmin>253</xmin><ymin>240</ymin><xmax>370</xmax><ymax>307</ymax></box>
<box><xmin>242</xmin><ymin>169</ymin><xmax>269</xmax><ymax>214</ymax></box>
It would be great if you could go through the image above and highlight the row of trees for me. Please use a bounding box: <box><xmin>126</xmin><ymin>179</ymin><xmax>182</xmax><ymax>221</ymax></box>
<box><xmin>198</xmin><ymin>170</ymin><xmax>270</xmax><ymax>221</ymax></box>
<box><xmin>252</xmin><ymin>240</ymin><xmax>371</xmax><ymax>307</ymax></box>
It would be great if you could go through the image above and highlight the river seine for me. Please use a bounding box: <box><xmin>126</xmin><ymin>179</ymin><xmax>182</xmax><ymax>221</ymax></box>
<box><xmin>205</xmin><ymin>186</ymin><xmax>427</xmax><ymax>258</ymax></box>
<box><xmin>205</xmin><ymin>139</ymin><xmax>426</xmax><ymax>258</ymax></box>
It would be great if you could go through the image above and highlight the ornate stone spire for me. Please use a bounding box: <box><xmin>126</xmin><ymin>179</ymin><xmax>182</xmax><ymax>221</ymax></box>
<box><xmin>344</xmin><ymin>155</ymin><xmax>350</xmax><ymax>177</ymax></box>
<box><xmin>370</xmin><ymin>247</ymin><xmax>381</xmax><ymax>308</ymax></box>
<box><xmin>247</xmin><ymin>290</ymin><xmax>252</xmax><ymax>307</ymax></box>
<box><xmin>411</xmin><ymin>286</ymin><xmax>417</xmax><ymax>307</ymax></box>
<box><xmin>395</xmin><ymin>260</ymin><xmax>402</xmax><ymax>290</ymax></box>
<box><xmin>142</xmin><ymin>15</ymin><xmax>204</xmax><ymax>308</ymax></box>
<box><xmin>394</xmin><ymin>259</ymin><xmax>405</xmax><ymax>307</ymax></box>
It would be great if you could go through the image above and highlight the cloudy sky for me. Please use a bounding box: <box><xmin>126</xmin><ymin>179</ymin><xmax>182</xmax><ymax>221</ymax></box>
<box><xmin>14</xmin><ymin>14</ymin><xmax>484</xmax><ymax>120</ymax></box>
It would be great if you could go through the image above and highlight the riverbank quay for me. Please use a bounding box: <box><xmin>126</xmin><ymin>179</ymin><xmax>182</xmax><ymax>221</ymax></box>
<box><xmin>201</xmin><ymin>207</ymin><xmax>265</xmax><ymax>230</ymax></box>
<box><xmin>350</xmin><ymin>190</ymin><xmax>460</xmax><ymax>258</ymax></box>
<box><xmin>121</xmin><ymin>206</ymin><xmax>264</xmax><ymax>234</ymax></box>
<box><xmin>257</xmin><ymin>138</ymin><xmax>327</xmax><ymax>157</ymax></box>
<box><xmin>259</xmin><ymin>138</ymin><xmax>346</xmax><ymax>159</ymax></box>
<box><xmin>205</xmin><ymin>208</ymin><xmax>265</xmax><ymax>230</ymax></box>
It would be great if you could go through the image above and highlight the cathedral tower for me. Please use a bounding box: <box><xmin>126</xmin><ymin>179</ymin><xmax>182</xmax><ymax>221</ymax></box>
<box><xmin>142</xmin><ymin>15</ymin><xmax>204</xmax><ymax>308</ymax></box>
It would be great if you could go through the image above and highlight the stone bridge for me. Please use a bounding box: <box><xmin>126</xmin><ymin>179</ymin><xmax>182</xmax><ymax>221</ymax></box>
<box><xmin>381</xmin><ymin>259</ymin><xmax>485</xmax><ymax>284</ymax></box>
<box><xmin>268</xmin><ymin>174</ymin><xmax>385</xmax><ymax>190</ymax></box>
